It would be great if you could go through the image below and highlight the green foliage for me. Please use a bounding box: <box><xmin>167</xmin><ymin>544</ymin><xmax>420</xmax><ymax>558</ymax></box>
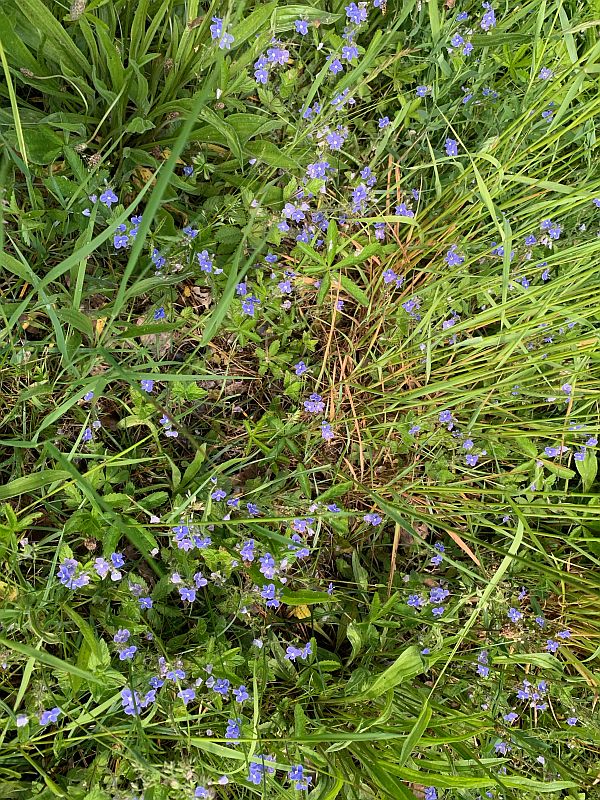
<box><xmin>1</xmin><ymin>0</ymin><xmax>600</xmax><ymax>799</ymax></box>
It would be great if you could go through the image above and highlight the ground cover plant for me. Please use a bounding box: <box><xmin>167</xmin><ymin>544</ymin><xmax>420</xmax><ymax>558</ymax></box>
<box><xmin>1</xmin><ymin>0</ymin><xmax>600</xmax><ymax>798</ymax></box>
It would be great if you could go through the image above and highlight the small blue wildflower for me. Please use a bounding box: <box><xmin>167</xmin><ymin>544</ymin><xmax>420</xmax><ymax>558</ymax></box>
<box><xmin>289</xmin><ymin>764</ymin><xmax>312</xmax><ymax>791</ymax></box>
<box><xmin>240</xmin><ymin>539</ymin><xmax>255</xmax><ymax>561</ymax></box>
<box><xmin>99</xmin><ymin>188</ymin><xmax>118</xmax><ymax>208</ymax></box>
<box><xmin>178</xmin><ymin>688</ymin><xmax>196</xmax><ymax>705</ymax></box>
<box><xmin>196</xmin><ymin>250</ymin><xmax>213</xmax><ymax>272</ymax></box>
<box><xmin>225</xmin><ymin>718</ymin><xmax>241</xmax><ymax>739</ymax></box>
<box><xmin>329</xmin><ymin>58</ymin><xmax>343</xmax><ymax>74</ymax></box>
<box><xmin>345</xmin><ymin>2</ymin><xmax>368</xmax><ymax>24</ymax></box>
<box><xmin>378</xmin><ymin>116</ymin><xmax>390</xmax><ymax>128</ymax></box>
<box><xmin>294</xmin><ymin>360</ymin><xmax>308</xmax><ymax>376</ymax></box>
<box><xmin>508</xmin><ymin>607</ymin><xmax>522</xmax><ymax>623</ymax></box>
<box><xmin>140</xmin><ymin>379</ymin><xmax>154</xmax><ymax>393</ymax></box>
<box><xmin>342</xmin><ymin>44</ymin><xmax>359</xmax><ymax>62</ymax></box>
<box><xmin>113</xmin><ymin>629</ymin><xmax>130</xmax><ymax>644</ymax></box>
<box><xmin>295</xmin><ymin>19</ymin><xmax>309</xmax><ymax>35</ymax></box>
<box><xmin>445</xmin><ymin>138</ymin><xmax>459</xmax><ymax>157</ymax></box>
<box><xmin>304</xmin><ymin>393</ymin><xmax>325</xmax><ymax>413</ymax></box>
<box><xmin>321</xmin><ymin>420</ymin><xmax>334</xmax><ymax>441</ymax></box>
<box><xmin>445</xmin><ymin>246</ymin><xmax>464</xmax><ymax>266</ymax></box>
<box><xmin>481</xmin><ymin>2</ymin><xmax>496</xmax><ymax>31</ymax></box>
<box><xmin>234</xmin><ymin>685</ymin><xmax>249</xmax><ymax>702</ymax></box>
<box><xmin>179</xmin><ymin>586</ymin><xmax>196</xmax><ymax>603</ymax></box>
<box><xmin>39</xmin><ymin>707</ymin><xmax>61</xmax><ymax>725</ymax></box>
<box><xmin>241</xmin><ymin>295</ymin><xmax>260</xmax><ymax>316</ymax></box>
<box><xmin>363</xmin><ymin>512</ymin><xmax>382</xmax><ymax>525</ymax></box>
<box><xmin>416</xmin><ymin>85</ymin><xmax>429</xmax><ymax>97</ymax></box>
<box><xmin>119</xmin><ymin>645</ymin><xmax>137</xmax><ymax>661</ymax></box>
<box><xmin>211</xmin><ymin>488</ymin><xmax>227</xmax><ymax>501</ymax></box>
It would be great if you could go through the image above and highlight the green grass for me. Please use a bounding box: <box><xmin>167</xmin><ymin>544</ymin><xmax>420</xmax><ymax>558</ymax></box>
<box><xmin>1</xmin><ymin>1</ymin><xmax>600</xmax><ymax>799</ymax></box>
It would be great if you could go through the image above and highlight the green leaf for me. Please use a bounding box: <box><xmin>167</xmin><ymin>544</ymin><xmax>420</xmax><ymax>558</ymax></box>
<box><xmin>281</xmin><ymin>589</ymin><xmax>330</xmax><ymax>606</ymax></box>
<box><xmin>56</xmin><ymin>307</ymin><xmax>94</xmax><ymax>339</ymax></box>
<box><xmin>124</xmin><ymin>116</ymin><xmax>155</xmax><ymax>134</ymax></box>
<box><xmin>347</xmin><ymin>646</ymin><xmax>424</xmax><ymax>702</ymax></box>
<box><xmin>245</xmin><ymin>140</ymin><xmax>299</xmax><ymax>169</ymax></box>
<box><xmin>0</xmin><ymin>471</ymin><xmax>71</xmax><ymax>500</ymax></box>
<box><xmin>340</xmin><ymin>275</ymin><xmax>370</xmax><ymax>308</ymax></box>
<box><xmin>272</xmin><ymin>6</ymin><xmax>341</xmax><ymax>32</ymax></box>
<box><xmin>576</xmin><ymin>450</ymin><xmax>597</xmax><ymax>492</ymax></box>
<box><xmin>230</xmin><ymin>2</ymin><xmax>277</xmax><ymax>48</ymax></box>
<box><xmin>398</xmin><ymin>700</ymin><xmax>432</xmax><ymax>767</ymax></box>
<box><xmin>200</xmin><ymin>108</ymin><xmax>244</xmax><ymax>163</ymax></box>
<box><xmin>0</xmin><ymin>636</ymin><xmax>111</xmax><ymax>686</ymax></box>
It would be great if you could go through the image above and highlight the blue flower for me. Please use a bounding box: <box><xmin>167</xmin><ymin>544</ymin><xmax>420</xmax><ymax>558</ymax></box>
<box><xmin>211</xmin><ymin>488</ymin><xmax>227</xmax><ymax>501</ymax></box>
<box><xmin>378</xmin><ymin>116</ymin><xmax>390</xmax><ymax>128</ymax></box>
<box><xmin>99</xmin><ymin>188</ymin><xmax>118</xmax><ymax>207</ymax></box>
<box><xmin>295</xmin><ymin>19</ymin><xmax>309</xmax><ymax>35</ymax></box>
<box><xmin>304</xmin><ymin>393</ymin><xmax>325</xmax><ymax>413</ymax></box>
<box><xmin>241</xmin><ymin>295</ymin><xmax>260</xmax><ymax>316</ymax></box>
<box><xmin>225</xmin><ymin>717</ymin><xmax>241</xmax><ymax>739</ymax></box>
<box><xmin>234</xmin><ymin>684</ymin><xmax>250</xmax><ymax>702</ymax></box>
<box><xmin>329</xmin><ymin>58</ymin><xmax>343</xmax><ymax>74</ymax></box>
<box><xmin>481</xmin><ymin>2</ymin><xmax>497</xmax><ymax>31</ymax></box>
<box><xmin>177</xmin><ymin>688</ymin><xmax>196</xmax><ymax>705</ymax></box>
<box><xmin>416</xmin><ymin>85</ymin><xmax>429</xmax><ymax>97</ymax></box>
<box><xmin>445</xmin><ymin>246</ymin><xmax>464</xmax><ymax>266</ymax></box>
<box><xmin>140</xmin><ymin>379</ymin><xmax>154</xmax><ymax>393</ymax></box>
<box><xmin>119</xmin><ymin>645</ymin><xmax>137</xmax><ymax>660</ymax></box>
<box><xmin>179</xmin><ymin>586</ymin><xmax>196</xmax><ymax>603</ymax></box>
<box><xmin>445</xmin><ymin>137</ymin><xmax>459</xmax><ymax>157</ymax></box>
<box><xmin>197</xmin><ymin>250</ymin><xmax>213</xmax><ymax>272</ymax></box>
<box><xmin>294</xmin><ymin>360</ymin><xmax>308</xmax><ymax>376</ymax></box>
<box><xmin>153</xmin><ymin>307</ymin><xmax>165</xmax><ymax>320</ymax></box>
<box><xmin>39</xmin><ymin>707</ymin><xmax>61</xmax><ymax>725</ymax></box>
<box><xmin>363</xmin><ymin>512</ymin><xmax>382</xmax><ymax>525</ymax></box>
<box><xmin>321</xmin><ymin>420</ymin><xmax>334</xmax><ymax>441</ymax></box>
<box><xmin>289</xmin><ymin>764</ymin><xmax>312</xmax><ymax>791</ymax></box>
<box><xmin>346</xmin><ymin>2</ymin><xmax>368</xmax><ymax>24</ymax></box>
<box><xmin>342</xmin><ymin>44</ymin><xmax>359</xmax><ymax>62</ymax></box>
<box><xmin>247</xmin><ymin>502</ymin><xmax>260</xmax><ymax>517</ymax></box>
